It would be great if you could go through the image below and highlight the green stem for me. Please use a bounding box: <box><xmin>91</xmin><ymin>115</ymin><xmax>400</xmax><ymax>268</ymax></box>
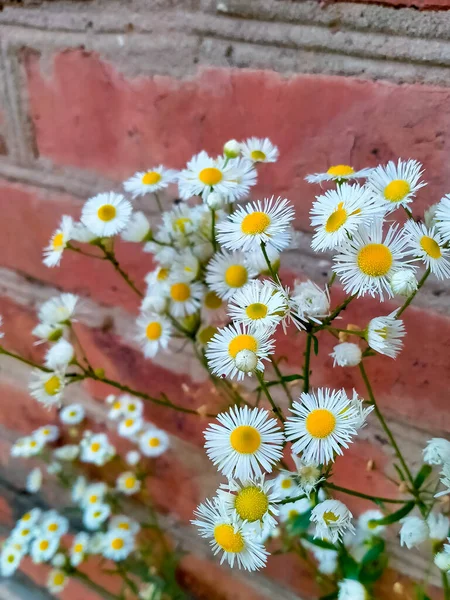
<box><xmin>403</xmin><ymin>206</ymin><xmax>414</xmax><ymax>220</ymax></box>
<box><xmin>324</xmin><ymin>482</ymin><xmax>407</xmax><ymax>505</ymax></box>
<box><xmin>0</xmin><ymin>347</ymin><xmax>50</xmax><ymax>371</ymax></box>
<box><xmin>67</xmin><ymin>243</ymin><xmax>103</xmax><ymax>260</ymax></box>
<box><xmin>270</xmin><ymin>356</ymin><xmax>294</xmax><ymax>406</ymax></box>
<box><xmin>101</xmin><ymin>247</ymin><xmax>143</xmax><ymax>298</ymax></box>
<box><xmin>321</xmin><ymin>293</ymin><xmax>356</xmax><ymax>325</ymax></box>
<box><xmin>260</xmin><ymin>241</ymin><xmax>278</xmax><ymax>281</ymax></box>
<box><xmin>396</xmin><ymin>268</ymin><xmax>431</xmax><ymax>318</ymax></box>
<box><xmin>210</xmin><ymin>208</ymin><xmax>217</xmax><ymax>252</ymax></box>
<box><xmin>256</xmin><ymin>370</ymin><xmax>285</xmax><ymax>422</ymax></box>
<box><xmin>279</xmin><ymin>493</ymin><xmax>307</xmax><ymax>505</ymax></box>
<box><xmin>324</xmin><ymin>326</ymin><xmax>366</xmax><ymax>338</ymax></box>
<box><xmin>303</xmin><ymin>333</ymin><xmax>313</xmax><ymax>393</ymax></box>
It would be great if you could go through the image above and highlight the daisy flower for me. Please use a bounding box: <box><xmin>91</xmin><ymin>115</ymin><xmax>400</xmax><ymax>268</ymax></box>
<box><xmin>330</xmin><ymin>342</ymin><xmax>362</xmax><ymax>367</ymax></box>
<box><xmin>30</xmin><ymin>534</ymin><xmax>60</xmax><ymax>563</ymax></box>
<box><xmin>26</xmin><ymin>467</ymin><xmax>43</xmax><ymax>493</ymax></box>
<box><xmin>59</xmin><ymin>403</ymin><xmax>85</xmax><ymax>425</ymax></box>
<box><xmin>311</xmin><ymin>499</ymin><xmax>355</xmax><ymax>543</ymax></box>
<box><xmin>135</xmin><ymin>311</ymin><xmax>172</xmax><ymax>358</ymax></box>
<box><xmin>126</xmin><ymin>450</ymin><xmax>141</xmax><ymax>466</ymax></box>
<box><xmin>33</xmin><ymin>425</ymin><xmax>59</xmax><ymax>444</ymax></box>
<box><xmin>285</xmin><ymin>388</ymin><xmax>361</xmax><ymax>464</ymax></box>
<box><xmin>332</xmin><ymin>219</ymin><xmax>413</xmax><ymax>300</ymax></box>
<box><xmin>116</xmin><ymin>471</ymin><xmax>141</xmax><ymax>496</ymax></box>
<box><xmin>10</xmin><ymin>521</ymin><xmax>35</xmax><ymax>545</ymax></box>
<box><xmin>435</xmin><ymin>551</ymin><xmax>450</xmax><ymax>572</ymax></box>
<box><xmin>81</xmin><ymin>482</ymin><xmax>108</xmax><ymax>509</ymax></box>
<box><xmin>204</xmin><ymin>406</ymin><xmax>284</xmax><ymax>480</ymax></box>
<box><xmin>436</xmin><ymin>194</ymin><xmax>450</xmax><ymax>243</ymax></box>
<box><xmin>291</xmin><ymin>280</ymin><xmax>330</xmax><ymax>324</ymax></box>
<box><xmin>17</xmin><ymin>508</ymin><xmax>42</xmax><ymax>528</ymax></box>
<box><xmin>404</xmin><ymin>220</ymin><xmax>450</xmax><ymax>279</ymax></box>
<box><xmin>139</xmin><ymin>428</ymin><xmax>170</xmax><ymax>457</ymax></box>
<box><xmin>338</xmin><ymin>579</ymin><xmax>368</xmax><ymax>600</ymax></box>
<box><xmin>109</xmin><ymin>515</ymin><xmax>141</xmax><ymax>535</ymax></box>
<box><xmin>273</xmin><ymin>472</ymin><xmax>302</xmax><ymax>499</ymax></box>
<box><xmin>218</xmin><ymin>477</ymin><xmax>280</xmax><ymax>530</ymax></box>
<box><xmin>240</xmin><ymin>137</ymin><xmax>279</xmax><ymax>163</ymax></box>
<box><xmin>117</xmin><ymin>416</ymin><xmax>143</xmax><ymax>438</ymax></box>
<box><xmin>32</xmin><ymin>322</ymin><xmax>66</xmax><ymax>344</ymax></box>
<box><xmin>38</xmin><ymin>293</ymin><xmax>79</xmax><ymax>325</ymax></box>
<box><xmin>81</xmin><ymin>192</ymin><xmax>132</xmax><ymax>237</ymax></box>
<box><xmin>121</xmin><ymin>211</ymin><xmax>151</xmax><ymax>243</ymax></box>
<box><xmin>205</xmin><ymin>322</ymin><xmax>275</xmax><ymax>381</ymax></box>
<box><xmin>216</xmin><ymin>197</ymin><xmax>294</xmax><ymax>253</ymax></box>
<box><xmin>227</xmin><ymin>280</ymin><xmax>287</xmax><ymax>332</ymax></box>
<box><xmin>171</xmin><ymin>250</ymin><xmax>200</xmax><ymax>282</ymax></box>
<box><xmin>306</xmin><ymin>164</ymin><xmax>373</xmax><ymax>184</ymax></box>
<box><xmin>423</xmin><ymin>438</ymin><xmax>450</xmax><ymax>466</ymax></box>
<box><xmin>29</xmin><ymin>370</ymin><xmax>66</xmax><ymax>408</ymax></box>
<box><xmin>124</xmin><ymin>165</ymin><xmax>178</xmax><ymax>198</ymax></box>
<box><xmin>0</xmin><ymin>543</ymin><xmax>23</xmax><ymax>576</ymax></box>
<box><xmin>310</xmin><ymin>183</ymin><xmax>385</xmax><ymax>252</ymax></box>
<box><xmin>279</xmin><ymin>497</ymin><xmax>312</xmax><ymax>523</ymax></box>
<box><xmin>43</xmin><ymin>215</ymin><xmax>73</xmax><ymax>267</ymax></box>
<box><xmin>83</xmin><ymin>503</ymin><xmax>111</xmax><ymax>531</ymax></box>
<box><xmin>11</xmin><ymin>436</ymin><xmax>44</xmax><ymax>458</ymax></box>
<box><xmin>366</xmin><ymin>159</ymin><xmax>426</xmax><ymax>212</ymax></box>
<box><xmin>44</xmin><ymin>339</ymin><xmax>74</xmax><ymax>370</ymax></box>
<box><xmin>192</xmin><ymin>498</ymin><xmax>268</xmax><ymax>571</ymax></box>
<box><xmin>436</xmin><ymin>463</ymin><xmax>450</xmax><ymax>498</ymax></box>
<box><xmin>40</xmin><ymin>511</ymin><xmax>69</xmax><ymax>539</ymax></box>
<box><xmin>357</xmin><ymin>509</ymin><xmax>386</xmax><ymax>536</ymax></box>
<box><xmin>166</xmin><ymin>279</ymin><xmax>203</xmax><ymax>318</ymax></box>
<box><xmin>102</xmin><ymin>529</ymin><xmax>135</xmax><ymax>561</ymax></box>
<box><xmin>79</xmin><ymin>432</ymin><xmax>115</xmax><ymax>466</ymax></box>
<box><xmin>427</xmin><ymin>512</ymin><xmax>449</xmax><ymax>542</ymax></box>
<box><xmin>400</xmin><ymin>516</ymin><xmax>429</xmax><ymax>548</ymax></box>
<box><xmin>205</xmin><ymin>250</ymin><xmax>257</xmax><ymax>301</ymax></box>
<box><xmin>367</xmin><ymin>312</ymin><xmax>405</xmax><ymax>358</ymax></box>
<box><xmin>121</xmin><ymin>395</ymin><xmax>144</xmax><ymax>419</ymax></box>
<box><xmin>47</xmin><ymin>570</ymin><xmax>68</xmax><ymax>594</ymax></box>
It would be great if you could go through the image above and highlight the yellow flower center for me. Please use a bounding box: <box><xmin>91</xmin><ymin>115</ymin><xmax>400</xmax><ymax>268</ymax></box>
<box><xmin>357</xmin><ymin>243</ymin><xmax>393</xmax><ymax>277</ymax></box>
<box><xmin>118</xmin><ymin>522</ymin><xmax>130</xmax><ymax>530</ymax></box>
<box><xmin>113</xmin><ymin>401</ymin><xmax>122</xmax><ymax>410</ymax></box>
<box><xmin>281</xmin><ymin>478</ymin><xmax>292</xmax><ymax>490</ymax></box>
<box><xmin>230</xmin><ymin>425</ymin><xmax>261</xmax><ymax>454</ymax></box>
<box><xmin>124</xmin><ymin>476</ymin><xmax>136</xmax><ymax>489</ymax></box>
<box><xmin>111</xmin><ymin>538</ymin><xmax>124</xmax><ymax>550</ymax></box>
<box><xmin>22</xmin><ymin>513</ymin><xmax>31</xmax><ymax>522</ymax></box>
<box><xmin>213</xmin><ymin>524</ymin><xmax>244</xmax><ymax>553</ymax></box>
<box><xmin>174</xmin><ymin>217</ymin><xmax>192</xmax><ymax>234</ymax></box>
<box><xmin>325</xmin><ymin>202</ymin><xmax>348</xmax><ymax>233</ymax></box>
<box><xmin>288</xmin><ymin>509</ymin><xmax>299</xmax><ymax>519</ymax></box>
<box><xmin>89</xmin><ymin>495</ymin><xmax>98</xmax><ymax>504</ymax></box>
<box><xmin>228</xmin><ymin>334</ymin><xmax>258</xmax><ymax>358</ymax></box>
<box><xmin>39</xmin><ymin>540</ymin><xmax>49</xmax><ymax>551</ymax></box>
<box><xmin>326</xmin><ymin>165</ymin><xmax>355</xmax><ymax>177</ymax></box>
<box><xmin>323</xmin><ymin>511</ymin><xmax>339</xmax><ymax>524</ymax></box>
<box><xmin>97</xmin><ymin>204</ymin><xmax>117</xmax><ymax>222</ymax></box>
<box><xmin>148</xmin><ymin>437</ymin><xmax>161</xmax><ymax>448</ymax></box>
<box><xmin>7</xmin><ymin>555</ymin><xmax>15</xmax><ymax>563</ymax></box>
<box><xmin>48</xmin><ymin>523</ymin><xmax>58</xmax><ymax>533</ymax></box>
<box><xmin>305</xmin><ymin>409</ymin><xmax>336</xmax><ymax>439</ymax></box>
<box><xmin>367</xmin><ymin>520</ymin><xmax>378</xmax><ymax>530</ymax></box>
<box><xmin>245</xmin><ymin>303</ymin><xmax>268</xmax><ymax>320</ymax></box>
<box><xmin>142</xmin><ymin>171</ymin><xmax>162</xmax><ymax>185</ymax></box>
<box><xmin>241</xmin><ymin>212</ymin><xmax>271</xmax><ymax>235</ymax></box>
<box><xmin>124</xmin><ymin>418</ymin><xmax>135</xmax><ymax>428</ymax></box>
<box><xmin>20</xmin><ymin>529</ymin><xmax>30</xmax><ymax>537</ymax></box>
<box><xmin>170</xmin><ymin>282</ymin><xmax>190</xmax><ymax>302</ymax></box>
<box><xmin>224</xmin><ymin>265</ymin><xmax>248</xmax><ymax>288</ymax></box>
<box><xmin>234</xmin><ymin>486</ymin><xmax>269</xmax><ymax>522</ymax></box>
<box><xmin>53</xmin><ymin>573</ymin><xmax>65</xmax><ymax>586</ymax></box>
<box><xmin>93</xmin><ymin>511</ymin><xmax>102</xmax><ymax>518</ymax></box>
<box><xmin>420</xmin><ymin>235</ymin><xmax>441</xmax><ymax>259</ymax></box>
<box><xmin>69</xmin><ymin>410</ymin><xmax>76</xmax><ymax>417</ymax></box>
<box><xmin>204</xmin><ymin>290</ymin><xmax>222</xmax><ymax>310</ymax></box>
<box><xmin>198</xmin><ymin>325</ymin><xmax>217</xmax><ymax>345</ymax></box>
<box><xmin>52</xmin><ymin>232</ymin><xmax>64</xmax><ymax>250</ymax></box>
<box><xmin>146</xmin><ymin>321</ymin><xmax>162</xmax><ymax>340</ymax></box>
<box><xmin>30</xmin><ymin>440</ymin><xmax>38</xmax><ymax>448</ymax></box>
<box><xmin>157</xmin><ymin>268</ymin><xmax>169</xmax><ymax>281</ymax></box>
<box><xmin>90</xmin><ymin>442</ymin><xmax>101</xmax><ymax>453</ymax></box>
<box><xmin>250</xmin><ymin>150</ymin><xmax>266</xmax><ymax>161</ymax></box>
<box><xmin>74</xmin><ymin>543</ymin><xmax>84</xmax><ymax>553</ymax></box>
<box><xmin>384</xmin><ymin>179</ymin><xmax>410</xmax><ymax>203</ymax></box>
<box><xmin>199</xmin><ymin>167</ymin><xmax>223</xmax><ymax>186</ymax></box>
<box><xmin>128</xmin><ymin>404</ymin><xmax>136</xmax><ymax>412</ymax></box>
<box><xmin>44</xmin><ymin>375</ymin><xmax>61</xmax><ymax>396</ymax></box>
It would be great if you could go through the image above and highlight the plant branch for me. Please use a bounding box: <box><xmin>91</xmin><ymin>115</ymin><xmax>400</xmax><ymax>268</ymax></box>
<box><xmin>270</xmin><ymin>356</ymin><xmax>294</xmax><ymax>406</ymax></box>
<box><xmin>324</xmin><ymin>482</ymin><xmax>407</xmax><ymax>505</ymax></box>
<box><xmin>396</xmin><ymin>268</ymin><xmax>431</xmax><ymax>318</ymax></box>
<box><xmin>0</xmin><ymin>347</ymin><xmax>51</xmax><ymax>372</ymax></box>
<box><xmin>303</xmin><ymin>333</ymin><xmax>313</xmax><ymax>394</ymax></box>
<box><xmin>256</xmin><ymin>370</ymin><xmax>285</xmax><ymax>422</ymax></box>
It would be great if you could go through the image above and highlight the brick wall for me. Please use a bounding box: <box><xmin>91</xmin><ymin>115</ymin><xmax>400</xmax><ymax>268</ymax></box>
<box><xmin>0</xmin><ymin>1</ymin><xmax>450</xmax><ymax>598</ymax></box>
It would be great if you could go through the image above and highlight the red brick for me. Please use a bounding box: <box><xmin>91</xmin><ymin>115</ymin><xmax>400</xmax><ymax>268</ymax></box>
<box><xmin>24</xmin><ymin>51</ymin><xmax>450</xmax><ymax>224</ymax></box>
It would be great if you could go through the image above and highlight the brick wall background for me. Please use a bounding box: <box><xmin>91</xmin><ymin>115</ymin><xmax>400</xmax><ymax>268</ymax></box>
<box><xmin>1</xmin><ymin>0</ymin><xmax>450</xmax><ymax>598</ymax></box>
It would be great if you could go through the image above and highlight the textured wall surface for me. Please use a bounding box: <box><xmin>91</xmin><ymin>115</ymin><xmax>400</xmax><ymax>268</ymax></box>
<box><xmin>1</xmin><ymin>1</ymin><xmax>450</xmax><ymax>598</ymax></box>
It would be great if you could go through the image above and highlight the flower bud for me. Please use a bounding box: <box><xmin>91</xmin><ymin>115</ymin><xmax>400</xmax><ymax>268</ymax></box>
<box><xmin>435</xmin><ymin>551</ymin><xmax>450</xmax><ymax>571</ymax></box>
<box><xmin>223</xmin><ymin>139</ymin><xmax>241</xmax><ymax>159</ymax></box>
<box><xmin>206</xmin><ymin>191</ymin><xmax>224</xmax><ymax>210</ymax></box>
<box><xmin>399</xmin><ymin>516</ymin><xmax>429</xmax><ymax>548</ymax></box>
<box><xmin>235</xmin><ymin>349</ymin><xmax>258</xmax><ymax>373</ymax></box>
<box><xmin>330</xmin><ymin>342</ymin><xmax>362</xmax><ymax>367</ymax></box>
<box><xmin>390</xmin><ymin>270</ymin><xmax>417</xmax><ymax>296</ymax></box>
<box><xmin>424</xmin><ymin>203</ymin><xmax>439</xmax><ymax>229</ymax></box>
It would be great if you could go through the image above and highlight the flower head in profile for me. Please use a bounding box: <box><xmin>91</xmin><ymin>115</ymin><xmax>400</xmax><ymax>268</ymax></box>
<box><xmin>400</xmin><ymin>515</ymin><xmax>429</xmax><ymax>549</ymax></box>
<box><xmin>404</xmin><ymin>220</ymin><xmax>450</xmax><ymax>280</ymax></box>
<box><xmin>43</xmin><ymin>215</ymin><xmax>73</xmax><ymax>268</ymax></box>
<box><xmin>423</xmin><ymin>438</ymin><xmax>450</xmax><ymax>466</ymax></box>
<box><xmin>311</xmin><ymin>499</ymin><xmax>354</xmax><ymax>543</ymax></box>
<box><xmin>38</xmin><ymin>293</ymin><xmax>79</xmax><ymax>326</ymax></box>
<box><xmin>291</xmin><ymin>280</ymin><xmax>330</xmax><ymax>324</ymax></box>
<box><xmin>306</xmin><ymin>164</ymin><xmax>373</xmax><ymax>184</ymax></box>
<box><xmin>330</xmin><ymin>342</ymin><xmax>362</xmax><ymax>367</ymax></box>
<box><xmin>240</xmin><ymin>137</ymin><xmax>279</xmax><ymax>164</ymax></box>
<box><xmin>367</xmin><ymin>312</ymin><xmax>406</xmax><ymax>359</ymax></box>
<box><xmin>427</xmin><ymin>512</ymin><xmax>449</xmax><ymax>542</ymax></box>
<box><xmin>357</xmin><ymin>509</ymin><xmax>386</xmax><ymax>537</ymax></box>
<box><xmin>121</xmin><ymin>211</ymin><xmax>151</xmax><ymax>243</ymax></box>
<box><xmin>81</xmin><ymin>192</ymin><xmax>132</xmax><ymax>237</ymax></box>
<box><xmin>124</xmin><ymin>165</ymin><xmax>178</xmax><ymax>198</ymax></box>
<box><xmin>367</xmin><ymin>159</ymin><xmax>426</xmax><ymax>212</ymax></box>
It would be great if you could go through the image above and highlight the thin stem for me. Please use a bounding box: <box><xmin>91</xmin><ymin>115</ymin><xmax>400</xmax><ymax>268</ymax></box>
<box><xmin>396</xmin><ymin>268</ymin><xmax>431</xmax><ymax>318</ymax></box>
<box><xmin>70</xmin><ymin>324</ymin><xmax>93</xmax><ymax>372</ymax></box>
<box><xmin>256</xmin><ymin>370</ymin><xmax>285</xmax><ymax>422</ymax></box>
<box><xmin>279</xmin><ymin>493</ymin><xmax>307</xmax><ymax>505</ymax></box>
<box><xmin>303</xmin><ymin>333</ymin><xmax>313</xmax><ymax>393</ymax></box>
<box><xmin>210</xmin><ymin>208</ymin><xmax>217</xmax><ymax>252</ymax></box>
<box><xmin>260</xmin><ymin>242</ymin><xmax>278</xmax><ymax>281</ymax></box>
<box><xmin>154</xmin><ymin>191</ymin><xmax>163</xmax><ymax>213</ymax></box>
<box><xmin>321</xmin><ymin>294</ymin><xmax>356</xmax><ymax>325</ymax></box>
<box><xmin>270</xmin><ymin>356</ymin><xmax>294</xmax><ymax>406</ymax></box>
<box><xmin>73</xmin><ymin>571</ymin><xmax>122</xmax><ymax>600</ymax></box>
<box><xmin>67</xmin><ymin>243</ymin><xmax>103</xmax><ymax>260</ymax></box>
<box><xmin>403</xmin><ymin>206</ymin><xmax>414</xmax><ymax>220</ymax></box>
<box><xmin>327</xmin><ymin>271</ymin><xmax>336</xmax><ymax>290</ymax></box>
<box><xmin>324</xmin><ymin>326</ymin><xmax>366</xmax><ymax>338</ymax></box>
<box><xmin>0</xmin><ymin>347</ymin><xmax>50</xmax><ymax>371</ymax></box>
<box><xmin>359</xmin><ymin>361</ymin><xmax>415</xmax><ymax>488</ymax></box>
<box><xmin>102</xmin><ymin>247</ymin><xmax>144</xmax><ymax>298</ymax></box>
<box><xmin>442</xmin><ymin>571</ymin><xmax>450</xmax><ymax>600</ymax></box>
<box><xmin>324</xmin><ymin>482</ymin><xmax>407</xmax><ymax>505</ymax></box>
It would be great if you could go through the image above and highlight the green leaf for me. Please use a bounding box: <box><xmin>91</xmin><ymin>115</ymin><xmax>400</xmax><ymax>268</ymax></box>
<box><xmin>414</xmin><ymin>464</ymin><xmax>433</xmax><ymax>489</ymax></box>
<box><xmin>360</xmin><ymin>538</ymin><xmax>385</xmax><ymax>567</ymax></box>
<box><xmin>339</xmin><ymin>551</ymin><xmax>360</xmax><ymax>580</ymax></box>
<box><xmin>319</xmin><ymin>592</ymin><xmax>338</xmax><ymax>600</ymax></box>
<box><xmin>287</xmin><ymin>509</ymin><xmax>313</xmax><ymax>536</ymax></box>
<box><xmin>368</xmin><ymin>501</ymin><xmax>414</xmax><ymax>526</ymax></box>
<box><xmin>393</xmin><ymin>463</ymin><xmax>406</xmax><ymax>482</ymax></box>
<box><xmin>360</xmin><ymin>553</ymin><xmax>388</xmax><ymax>585</ymax></box>
<box><xmin>302</xmin><ymin>535</ymin><xmax>337</xmax><ymax>551</ymax></box>
<box><xmin>282</xmin><ymin>374</ymin><xmax>304</xmax><ymax>382</ymax></box>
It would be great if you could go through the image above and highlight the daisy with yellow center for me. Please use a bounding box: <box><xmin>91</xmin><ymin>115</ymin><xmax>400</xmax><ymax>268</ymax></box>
<box><xmin>17</xmin><ymin>508</ymin><xmax>41</xmax><ymax>528</ymax></box>
<box><xmin>79</xmin><ymin>432</ymin><xmax>116</xmax><ymax>466</ymax></box>
<box><xmin>110</xmin><ymin>515</ymin><xmax>141</xmax><ymax>535</ymax></box>
<box><xmin>47</xmin><ymin>569</ymin><xmax>68</xmax><ymax>594</ymax></box>
<box><xmin>227</xmin><ymin>280</ymin><xmax>287</xmax><ymax>332</ymax></box>
<box><xmin>305</xmin><ymin>164</ymin><xmax>373</xmax><ymax>184</ymax></box>
<box><xmin>121</xmin><ymin>395</ymin><xmax>144</xmax><ymax>419</ymax></box>
<box><xmin>311</xmin><ymin>499</ymin><xmax>354</xmax><ymax>543</ymax></box>
<box><xmin>206</xmin><ymin>322</ymin><xmax>275</xmax><ymax>381</ymax></box>
<box><xmin>204</xmin><ymin>406</ymin><xmax>284</xmax><ymax>480</ymax></box>
<box><xmin>274</xmin><ymin>473</ymin><xmax>300</xmax><ymax>499</ymax></box>
<box><xmin>279</xmin><ymin>497</ymin><xmax>313</xmax><ymax>523</ymax></box>
<box><xmin>404</xmin><ymin>220</ymin><xmax>450</xmax><ymax>280</ymax></box>
<box><xmin>0</xmin><ymin>543</ymin><xmax>22</xmax><ymax>577</ymax></box>
<box><xmin>83</xmin><ymin>503</ymin><xmax>111</xmax><ymax>531</ymax></box>
<box><xmin>139</xmin><ymin>428</ymin><xmax>170</xmax><ymax>457</ymax></box>
<box><xmin>29</xmin><ymin>369</ymin><xmax>66</xmax><ymax>408</ymax></box>
<box><xmin>33</xmin><ymin>425</ymin><xmax>60</xmax><ymax>444</ymax></box>
<box><xmin>367</xmin><ymin>312</ymin><xmax>406</xmax><ymax>359</ymax></box>
<box><xmin>159</xmin><ymin>203</ymin><xmax>198</xmax><ymax>244</ymax></box>
<box><xmin>123</xmin><ymin>165</ymin><xmax>178</xmax><ymax>198</ymax></box>
<box><xmin>310</xmin><ymin>183</ymin><xmax>385</xmax><ymax>252</ymax></box>
<box><xmin>38</xmin><ymin>292</ymin><xmax>79</xmax><ymax>326</ymax></box>
<box><xmin>240</xmin><ymin>137</ymin><xmax>279</xmax><ymax>164</ymax></box>
<box><xmin>167</xmin><ymin>278</ymin><xmax>203</xmax><ymax>319</ymax></box>
<box><xmin>135</xmin><ymin>310</ymin><xmax>172</xmax><ymax>359</ymax></box>
<box><xmin>205</xmin><ymin>249</ymin><xmax>257</xmax><ymax>301</ymax></box>
<box><xmin>332</xmin><ymin>219</ymin><xmax>413</xmax><ymax>300</ymax></box>
<box><xmin>357</xmin><ymin>509</ymin><xmax>386</xmax><ymax>536</ymax></box>
<box><xmin>367</xmin><ymin>159</ymin><xmax>426</xmax><ymax>212</ymax></box>
<box><xmin>30</xmin><ymin>534</ymin><xmax>60</xmax><ymax>563</ymax></box>
<box><xmin>80</xmin><ymin>482</ymin><xmax>107</xmax><ymax>509</ymax></box>
<box><xmin>102</xmin><ymin>528</ymin><xmax>136</xmax><ymax>561</ymax></box>
<box><xmin>192</xmin><ymin>499</ymin><xmax>268</xmax><ymax>571</ymax></box>
<box><xmin>43</xmin><ymin>215</ymin><xmax>73</xmax><ymax>268</ymax></box>
<box><xmin>178</xmin><ymin>151</ymin><xmax>257</xmax><ymax>203</ymax></box>
<box><xmin>41</xmin><ymin>510</ymin><xmax>69</xmax><ymax>539</ymax></box>
<box><xmin>81</xmin><ymin>192</ymin><xmax>132</xmax><ymax>237</ymax></box>
<box><xmin>117</xmin><ymin>415</ymin><xmax>143</xmax><ymax>438</ymax></box>
<box><xmin>216</xmin><ymin>197</ymin><xmax>294</xmax><ymax>253</ymax></box>
<box><xmin>116</xmin><ymin>471</ymin><xmax>141</xmax><ymax>496</ymax></box>
<box><xmin>59</xmin><ymin>403</ymin><xmax>85</xmax><ymax>425</ymax></box>
<box><xmin>285</xmin><ymin>388</ymin><xmax>361</xmax><ymax>464</ymax></box>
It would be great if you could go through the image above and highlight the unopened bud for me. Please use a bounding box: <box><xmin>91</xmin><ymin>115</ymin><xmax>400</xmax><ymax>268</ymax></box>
<box><xmin>235</xmin><ymin>349</ymin><xmax>258</xmax><ymax>373</ymax></box>
<box><xmin>206</xmin><ymin>191</ymin><xmax>224</xmax><ymax>210</ymax></box>
<box><xmin>390</xmin><ymin>270</ymin><xmax>417</xmax><ymax>297</ymax></box>
<box><xmin>223</xmin><ymin>139</ymin><xmax>241</xmax><ymax>159</ymax></box>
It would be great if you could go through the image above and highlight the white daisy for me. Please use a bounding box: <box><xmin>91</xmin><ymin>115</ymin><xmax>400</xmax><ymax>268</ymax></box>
<box><xmin>59</xmin><ymin>403</ymin><xmax>85</xmax><ymax>425</ymax></box>
<box><xmin>43</xmin><ymin>215</ymin><xmax>73</xmax><ymax>267</ymax></box>
<box><xmin>348</xmin><ymin>390</ymin><xmax>374</xmax><ymax>429</ymax></box>
<box><xmin>436</xmin><ymin>463</ymin><xmax>450</xmax><ymax>498</ymax></box>
<box><xmin>83</xmin><ymin>503</ymin><xmax>111</xmax><ymax>531</ymax></box>
<box><xmin>40</xmin><ymin>511</ymin><xmax>69</xmax><ymax>539</ymax></box>
<box><xmin>135</xmin><ymin>311</ymin><xmax>172</xmax><ymax>358</ymax></box>
<box><xmin>44</xmin><ymin>339</ymin><xmax>74</xmax><ymax>370</ymax></box>
<box><xmin>330</xmin><ymin>342</ymin><xmax>362</xmax><ymax>367</ymax></box>
<box><xmin>126</xmin><ymin>450</ymin><xmax>141</xmax><ymax>466</ymax></box>
<box><xmin>240</xmin><ymin>137</ymin><xmax>278</xmax><ymax>163</ymax></box>
<box><xmin>171</xmin><ymin>250</ymin><xmax>200</xmax><ymax>283</ymax></box>
<box><xmin>367</xmin><ymin>312</ymin><xmax>406</xmax><ymax>358</ymax></box>
<box><xmin>291</xmin><ymin>280</ymin><xmax>330</xmax><ymax>324</ymax></box>
<box><xmin>427</xmin><ymin>513</ymin><xmax>449</xmax><ymax>542</ymax></box>
<box><xmin>117</xmin><ymin>416</ymin><xmax>143</xmax><ymax>439</ymax></box>
<box><xmin>400</xmin><ymin>516</ymin><xmax>429</xmax><ymax>548</ymax></box>
<box><xmin>285</xmin><ymin>388</ymin><xmax>361</xmax><ymax>464</ymax></box>
<box><xmin>29</xmin><ymin>370</ymin><xmax>66</xmax><ymax>408</ymax></box>
<box><xmin>218</xmin><ymin>477</ymin><xmax>280</xmax><ymax>530</ymax></box>
<box><xmin>144</xmin><ymin>266</ymin><xmax>172</xmax><ymax>296</ymax></box>
<box><xmin>121</xmin><ymin>211</ymin><xmax>151</xmax><ymax>242</ymax></box>
<box><xmin>205</xmin><ymin>322</ymin><xmax>275</xmax><ymax>381</ymax></box>
<box><xmin>227</xmin><ymin>157</ymin><xmax>259</xmax><ymax>202</ymax></box>
<box><xmin>81</xmin><ymin>482</ymin><xmax>108</xmax><ymax>509</ymax></box>
<box><xmin>158</xmin><ymin>203</ymin><xmax>198</xmax><ymax>245</ymax></box>
<box><xmin>306</xmin><ymin>164</ymin><xmax>373</xmax><ymax>184</ymax></box>
<box><xmin>332</xmin><ymin>220</ymin><xmax>413</xmax><ymax>300</ymax></box>
<box><xmin>26</xmin><ymin>467</ymin><xmax>43</xmax><ymax>493</ymax></box>
<box><xmin>338</xmin><ymin>579</ymin><xmax>368</xmax><ymax>600</ymax></box>
<box><xmin>32</xmin><ymin>322</ymin><xmax>67</xmax><ymax>344</ymax></box>
<box><xmin>30</xmin><ymin>534</ymin><xmax>60</xmax><ymax>563</ymax></box>
<box><xmin>79</xmin><ymin>432</ymin><xmax>115</xmax><ymax>466</ymax></box>
<box><xmin>0</xmin><ymin>544</ymin><xmax>23</xmax><ymax>576</ymax></box>
<box><xmin>357</xmin><ymin>509</ymin><xmax>386</xmax><ymax>536</ymax></box>
<box><xmin>139</xmin><ymin>428</ymin><xmax>170</xmax><ymax>457</ymax></box>
<box><xmin>367</xmin><ymin>159</ymin><xmax>426</xmax><ymax>212</ymax></box>
<box><xmin>47</xmin><ymin>570</ymin><xmax>68</xmax><ymax>594</ymax></box>
<box><xmin>204</xmin><ymin>406</ymin><xmax>284</xmax><ymax>480</ymax></box>
<box><xmin>273</xmin><ymin>472</ymin><xmax>302</xmax><ymax>499</ymax></box>
<box><xmin>192</xmin><ymin>499</ymin><xmax>268</xmax><ymax>571</ymax></box>
<box><xmin>404</xmin><ymin>220</ymin><xmax>450</xmax><ymax>279</ymax></box>
<box><xmin>38</xmin><ymin>293</ymin><xmax>79</xmax><ymax>325</ymax></box>
<box><xmin>33</xmin><ymin>425</ymin><xmax>60</xmax><ymax>444</ymax></box>
<box><xmin>81</xmin><ymin>192</ymin><xmax>132</xmax><ymax>237</ymax></box>
<box><xmin>311</xmin><ymin>499</ymin><xmax>355</xmax><ymax>543</ymax></box>
<box><xmin>121</xmin><ymin>395</ymin><xmax>144</xmax><ymax>419</ymax></box>
<box><xmin>216</xmin><ymin>197</ymin><xmax>294</xmax><ymax>253</ymax></box>
<box><xmin>109</xmin><ymin>515</ymin><xmax>141</xmax><ymax>535</ymax></box>
<box><xmin>206</xmin><ymin>251</ymin><xmax>257</xmax><ymax>303</ymax></box>
<box><xmin>310</xmin><ymin>183</ymin><xmax>385</xmax><ymax>252</ymax></box>
<box><xmin>227</xmin><ymin>280</ymin><xmax>287</xmax><ymax>332</ymax></box>
<box><xmin>124</xmin><ymin>165</ymin><xmax>178</xmax><ymax>198</ymax></box>
<box><xmin>17</xmin><ymin>508</ymin><xmax>42</xmax><ymax>528</ymax></box>
<box><xmin>53</xmin><ymin>445</ymin><xmax>79</xmax><ymax>461</ymax></box>
<box><xmin>10</xmin><ymin>522</ymin><xmax>35</xmax><ymax>545</ymax></box>
<box><xmin>423</xmin><ymin>438</ymin><xmax>450</xmax><ymax>466</ymax></box>
<box><xmin>436</xmin><ymin>195</ymin><xmax>450</xmax><ymax>243</ymax></box>
<box><xmin>102</xmin><ymin>529</ymin><xmax>135</xmax><ymax>561</ymax></box>
<box><xmin>435</xmin><ymin>551</ymin><xmax>450</xmax><ymax>572</ymax></box>
<box><xmin>116</xmin><ymin>471</ymin><xmax>141</xmax><ymax>496</ymax></box>
<box><xmin>11</xmin><ymin>436</ymin><xmax>44</xmax><ymax>458</ymax></box>
<box><xmin>279</xmin><ymin>496</ymin><xmax>312</xmax><ymax>523</ymax></box>
<box><xmin>166</xmin><ymin>279</ymin><xmax>203</xmax><ymax>319</ymax></box>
